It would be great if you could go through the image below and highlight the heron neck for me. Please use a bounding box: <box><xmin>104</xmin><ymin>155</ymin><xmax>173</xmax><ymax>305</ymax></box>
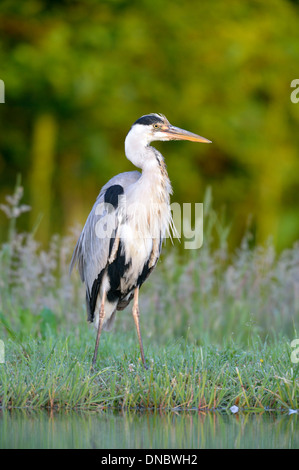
<box><xmin>139</xmin><ymin>147</ymin><xmax>172</xmax><ymax>205</ymax></box>
<box><xmin>125</xmin><ymin>135</ymin><xmax>172</xmax><ymax>197</ymax></box>
<box><xmin>125</xmin><ymin>142</ymin><xmax>174</xmax><ymax>240</ymax></box>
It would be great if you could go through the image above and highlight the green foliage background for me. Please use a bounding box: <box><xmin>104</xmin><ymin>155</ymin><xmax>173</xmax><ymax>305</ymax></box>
<box><xmin>0</xmin><ymin>0</ymin><xmax>299</xmax><ymax>250</ymax></box>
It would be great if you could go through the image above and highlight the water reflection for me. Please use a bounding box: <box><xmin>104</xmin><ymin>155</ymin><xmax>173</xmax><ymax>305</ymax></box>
<box><xmin>0</xmin><ymin>409</ymin><xmax>298</xmax><ymax>449</ymax></box>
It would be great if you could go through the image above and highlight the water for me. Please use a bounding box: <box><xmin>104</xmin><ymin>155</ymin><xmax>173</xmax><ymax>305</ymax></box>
<box><xmin>0</xmin><ymin>409</ymin><xmax>298</xmax><ymax>449</ymax></box>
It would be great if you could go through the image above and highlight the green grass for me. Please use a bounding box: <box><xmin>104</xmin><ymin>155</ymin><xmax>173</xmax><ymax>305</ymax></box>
<box><xmin>0</xmin><ymin>184</ymin><xmax>298</xmax><ymax>412</ymax></box>
<box><xmin>1</xmin><ymin>324</ymin><xmax>298</xmax><ymax>412</ymax></box>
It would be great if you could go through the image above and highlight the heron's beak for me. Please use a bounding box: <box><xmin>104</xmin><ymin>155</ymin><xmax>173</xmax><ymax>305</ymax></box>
<box><xmin>162</xmin><ymin>125</ymin><xmax>212</xmax><ymax>143</ymax></box>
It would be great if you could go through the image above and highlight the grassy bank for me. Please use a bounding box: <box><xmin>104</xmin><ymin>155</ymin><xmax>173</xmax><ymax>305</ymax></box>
<box><xmin>0</xmin><ymin>328</ymin><xmax>298</xmax><ymax>411</ymax></box>
<box><xmin>0</xmin><ymin>185</ymin><xmax>298</xmax><ymax>411</ymax></box>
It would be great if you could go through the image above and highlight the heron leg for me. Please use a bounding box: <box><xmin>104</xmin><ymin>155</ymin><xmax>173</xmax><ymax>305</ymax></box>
<box><xmin>132</xmin><ymin>287</ymin><xmax>147</xmax><ymax>369</ymax></box>
<box><xmin>91</xmin><ymin>290</ymin><xmax>106</xmax><ymax>368</ymax></box>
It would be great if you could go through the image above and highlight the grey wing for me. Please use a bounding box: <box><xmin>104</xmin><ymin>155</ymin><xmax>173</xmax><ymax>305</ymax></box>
<box><xmin>70</xmin><ymin>170</ymin><xmax>141</xmax><ymax>320</ymax></box>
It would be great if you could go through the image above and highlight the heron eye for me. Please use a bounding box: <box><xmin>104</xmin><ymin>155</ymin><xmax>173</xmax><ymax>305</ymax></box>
<box><xmin>153</xmin><ymin>124</ymin><xmax>160</xmax><ymax>129</ymax></box>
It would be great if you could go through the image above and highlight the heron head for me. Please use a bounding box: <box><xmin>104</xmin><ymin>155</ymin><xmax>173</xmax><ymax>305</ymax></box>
<box><xmin>125</xmin><ymin>113</ymin><xmax>211</xmax><ymax>169</ymax></box>
<box><xmin>131</xmin><ymin>113</ymin><xmax>212</xmax><ymax>145</ymax></box>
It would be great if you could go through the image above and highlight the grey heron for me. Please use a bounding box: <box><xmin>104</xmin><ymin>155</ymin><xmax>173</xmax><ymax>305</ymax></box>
<box><xmin>70</xmin><ymin>113</ymin><xmax>211</xmax><ymax>368</ymax></box>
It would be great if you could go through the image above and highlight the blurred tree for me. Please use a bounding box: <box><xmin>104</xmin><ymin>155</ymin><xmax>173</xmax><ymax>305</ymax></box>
<box><xmin>0</xmin><ymin>0</ymin><xmax>298</xmax><ymax>250</ymax></box>
<box><xmin>29</xmin><ymin>113</ymin><xmax>57</xmax><ymax>239</ymax></box>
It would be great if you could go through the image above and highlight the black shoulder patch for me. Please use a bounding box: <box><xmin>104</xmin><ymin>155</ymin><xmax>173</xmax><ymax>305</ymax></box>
<box><xmin>133</xmin><ymin>114</ymin><xmax>164</xmax><ymax>127</ymax></box>
<box><xmin>104</xmin><ymin>184</ymin><xmax>124</xmax><ymax>209</ymax></box>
